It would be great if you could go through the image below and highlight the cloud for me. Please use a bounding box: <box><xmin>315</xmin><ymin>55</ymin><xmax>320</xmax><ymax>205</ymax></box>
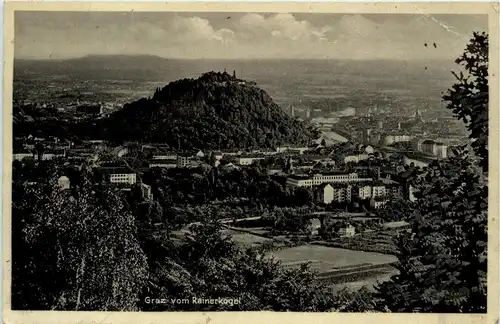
<box><xmin>14</xmin><ymin>12</ymin><xmax>487</xmax><ymax>60</ymax></box>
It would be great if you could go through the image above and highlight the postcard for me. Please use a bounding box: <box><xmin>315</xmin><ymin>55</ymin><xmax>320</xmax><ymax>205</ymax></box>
<box><xmin>2</xmin><ymin>2</ymin><xmax>499</xmax><ymax>324</ymax></box>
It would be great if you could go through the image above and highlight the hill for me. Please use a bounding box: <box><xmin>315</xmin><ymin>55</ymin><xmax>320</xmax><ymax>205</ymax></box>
<box><xmin>103</xmin><ymin>71</ymin><xmax>320</xmax><ymax>149</ymax></box>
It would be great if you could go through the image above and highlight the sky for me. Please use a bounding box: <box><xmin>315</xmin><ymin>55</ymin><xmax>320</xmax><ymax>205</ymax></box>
<box><xmin>14</xmin><ymin>12</ymin><xmax>488</xmax><ymax>60</ymax></box>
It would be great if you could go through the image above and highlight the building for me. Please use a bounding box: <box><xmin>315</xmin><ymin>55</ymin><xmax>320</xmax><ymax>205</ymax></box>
<box><xmin>307</xmin><ymin>218</ymin><xmax>321</xmax><ymax>236</ymax></box>
<box><xmin>344</xmin><ymin>154</ymin><xmax>369</xmax><ymax>164</ymax></box>
<box><xmin>177</xmin><ymin>153</ymin><xmax>191</xmax><ymax>168</ymax></box>
<box><xmin>332</xmin><ymin>185</ymin><xmax>353</xmax><ymax>203</ymax></box>
<box><xmin>338</xmin><ymin>225</ymin><xmax>356</xmax><ymax>237</ymax></box>
<box><xmin>321</xmin><ymin>184</ymin><xmax>334</xmax><ymax>204</ymax></box>
<box><xmin>195</xmin><ymin>150</ymin><xmax>205</xmax><ymax>158</ymax></box>
<box><xmin>410</xmin><ymin>138</ymin><xmax>425</xmax><ymax>151</ymax></box>
<box><xmin>100</xmin><ymin>166</ymin><xmax>137</xmax><ymax>185</ymax></box>
<box><xmin>370</xmin><ymin>197</ymin><xmax>388</xmax><ymax>209</ymax></box>
<box><xmin>140</xmin><ymin>183</ymin><xmax>153</xmax><ymax>200</ymax></box>
<box><xmin>13</xmin><ymin>151</ymin><xmax>34</xmax><ymax>161</ymax></box>
<box><xmin>149</xmin><ymin>159</ymin><xmax>177</xmax><ymax>168</ymax></box>
<box><xmin>276</xmin><ymin>146</ymin><xmax>309</xmax><ymax>154</ymax></box>
<box><xmin>41</xmin><ymin>150</ymin><xmax>66</xmax><ymax>160</ymax></box>
<box><xmin>435</xmin><ymin>142</ymin><xmax>448</xmax><ymax>159</ymax></box>
<box><xmin>236</xmin><ymin>154</ymin><xmax>265</xmax><ymax>166</ymax></box>
<box><xmin>409</xmin><ymin>185</ymin><xmax>418</xmax><ymax>202</ymax></box>
<box><xmin>57</xmin><ymin>176</ymin><xmax>70</xmax><ymax>190</ymax></box>
<box><xmin>359</xmin><ymin>185</ymin><xmax>372</xmax><ymax>200</ymax></box>
<box><xmin>364</xmin><ymin>145</ymin><xmax>374</xmax><ymax>154</ymax></box>
<box><xmin>152</xmin><ymin>152</ymin><xmax>177</xmax><ymax>160</ymax></box>
<box><xmin>371</xmin><ymin>185</ymin><xmax>386</xmax><ymax>198</ymax></box>
<box><xmin>221</xmin><ymin>149</ymin><xmax>243</xmax><ymax>156</ymax></box>
<box><xmin>382</xmin><ymin>134</ymin><xmax>413</xmax><ymax>146</ymax></box>
<box><xmin>421</xmin><ymin>140</ymin><xmax>438</xmax><ymax>156</ymax></box>
<box><xmin>286</xmin><ymin>172</ymin><xmax>373</xmax><ymax>187</ymax></box>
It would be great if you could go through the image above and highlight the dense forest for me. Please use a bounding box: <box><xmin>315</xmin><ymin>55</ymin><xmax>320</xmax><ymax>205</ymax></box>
<box><xmin>103</xmin><ymin>71</ymin><xmax>319</xmax><ymax>148</ymax></box>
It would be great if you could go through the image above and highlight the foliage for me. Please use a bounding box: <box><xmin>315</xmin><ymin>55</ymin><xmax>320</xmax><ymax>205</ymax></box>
<box><xmin>103</xmin><ymin>72</ymin><xmax>320</xmax><ymax>149</ymax></box>
<box><xmin>331</xmin><ymin>286</ymin><xmax>377</xmax><ymax>312</ymax></box>
<box><xmin>139</xmin><ymin>212</ymin><xmax>337</xmax><ymax>311</ymax></box>
<box><xmin>374</xmin><ymin>32</ymin><xmax>489</xmax><ymax>313</ymax></box>
<box><xmin>375</xmin><ymin>149</ymin><xmax>487</xmax><ymax>312</ymax></box>
<box><xmin>12</xmin><ymin>173</ymin><xmax>148</xmax><ymax>310</ymax></box>
<box><xmin>443</xmin><ymin>32</ymin><xmax>488</xmax><ymax>172</ymax></box>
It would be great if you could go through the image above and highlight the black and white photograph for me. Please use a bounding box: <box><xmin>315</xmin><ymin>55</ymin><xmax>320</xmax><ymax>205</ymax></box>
<box><xmin>4</xmin><ymin>3</ymin><xmax>495</xmax><ymax>317</ymax></box>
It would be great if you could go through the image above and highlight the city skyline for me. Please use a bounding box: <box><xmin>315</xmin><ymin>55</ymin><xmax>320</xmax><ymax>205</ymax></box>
<box><xmin>15</xmin><ymin>12</ymin><xmax>487</xmax><ymax>60</ymax></box>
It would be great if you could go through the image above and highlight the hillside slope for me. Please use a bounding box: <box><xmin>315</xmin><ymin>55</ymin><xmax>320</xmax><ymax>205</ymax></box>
<box><xmin>104</xmin><ymin>71</ymin><xmax>319</xmax><ymax>149</ymax></box>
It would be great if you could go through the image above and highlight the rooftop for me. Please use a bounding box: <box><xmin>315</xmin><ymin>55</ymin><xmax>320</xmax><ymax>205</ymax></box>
<box><xmin>149</xmin><ymin>159</ymin><xmax>177</xmax><ymax>164</ymax></box>
<box><xmin>99</xmin><ymin>166</ymin><xmax>136</xmax><ymax>174</ymax></box>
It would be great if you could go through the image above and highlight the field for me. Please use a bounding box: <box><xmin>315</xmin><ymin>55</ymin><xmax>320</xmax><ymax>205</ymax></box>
<box><xmin>270</xmin><ymin>244</ymin><xmax>398</xmax><ymax>288</ymax></box>
<box><xmin>271</xmin><ymin>244</ymin><xmax>397</xmax><ymax>269</ymax></box>
<box><xmin>223</xmin><ymin>229</ymin><xmax>271</xmax><ymax>247</ymax></box>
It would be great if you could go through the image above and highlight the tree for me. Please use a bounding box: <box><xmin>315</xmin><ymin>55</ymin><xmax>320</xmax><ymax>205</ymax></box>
<box><xmin>443</xmin><ymin>32</ymin><xmax>488</xmax><ymax>172</ymax></box>
<box><xmin>12</xmin><ymin>177</ymin><xmax>148</xmax><ymax>310</ymax></box>
<box><xmin>376</xmin><ymin>154</ymin><xmax>487</xmax><ymax>312</ymax></box>
<box><xmin>375</xmin><ymin>33</ymin><xmax>489</xmax><ymax>312</ymax></box>
<box><xmin>140</xmin><ymin>211</ymin><xmax>337</xmax><ymax>311</ymax></box>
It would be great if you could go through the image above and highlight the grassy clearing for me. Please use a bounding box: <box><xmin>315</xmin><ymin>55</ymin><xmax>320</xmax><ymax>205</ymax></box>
<box><xmin>270</xmin><ymin>244</ymin><xmax>398</xmax><ymax>272</ymax></box>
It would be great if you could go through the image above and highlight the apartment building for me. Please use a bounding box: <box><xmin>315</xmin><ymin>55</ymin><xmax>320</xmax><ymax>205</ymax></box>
<box><xmin>149</xmin><ymin>159</ymin><xmax>177</xmax><ymax>169</ymax></box>
<box><xmin>100</xmin><ymin>166</ymin><xmax>137</xmax><ymax>185</ymax></box>
<box><xmin>286</xmin><ymin>172</ymin><xmax>372</xmax><ymax>187</ymax></box>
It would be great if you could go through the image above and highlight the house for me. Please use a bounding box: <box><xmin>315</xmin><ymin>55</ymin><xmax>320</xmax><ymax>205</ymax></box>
<box><xmin>57</xmin><ymin>175</ymin><xmax>70</xmax><ymax>190</ymax></box>
<box><xmin>236</xmin><ymin>154</ymin><xmax>265</xmax><ymax>166</ymax></box>
<box><xmin>195</xmin><ymin>150</ymin><xmax>205</xmax><ymax>158</ymax></box>
<box><xmin>344</xmin><ymin>154</ymin><xmax>369</xmax><ymax>164</ymax></box>
<box><xmin>338</xmin><ymin>225</ymin><xmax>356</xmax><ymax>237</ymax></box>
<box><xmin>307</xmin><ymin>218</ymin><xmax>322</xmax><ymax>236</ymax></box>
